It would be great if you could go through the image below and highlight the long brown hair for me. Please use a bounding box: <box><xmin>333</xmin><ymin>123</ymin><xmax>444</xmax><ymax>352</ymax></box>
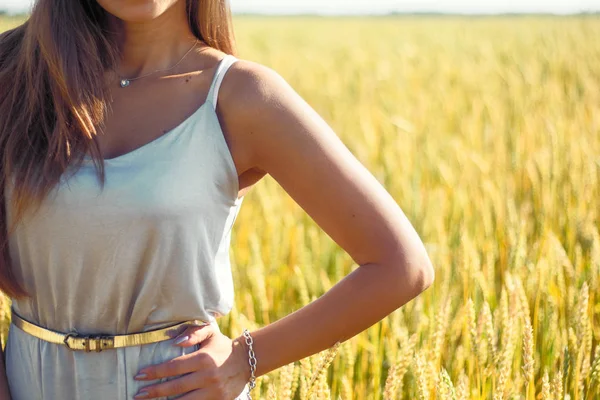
<box><xmin>0</xmin><ymin>0</ymin><xmax>237</xmax><ymax>298</ymax></box>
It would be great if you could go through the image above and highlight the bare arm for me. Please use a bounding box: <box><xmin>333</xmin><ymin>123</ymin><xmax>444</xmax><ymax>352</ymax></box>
<box><xmin>0</xmin><ymin>347</ymin><xmax>11</xmax><ymax>399</ymax></box>
<box><xmin>222</xmin><ymin>61</ymin><xmax>435</xmax><ymax>378</ymax></box>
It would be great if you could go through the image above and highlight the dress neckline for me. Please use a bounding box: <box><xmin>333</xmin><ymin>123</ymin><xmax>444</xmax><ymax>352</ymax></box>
<box><xmin>83</xmin><ymin>99</ymin><xmax>209</xmax><ymax>165</ymax></box>
<box><xmin>80</xmin><ymin>100</ymin><xmax>244</xmax><ymax>205</ymax></box>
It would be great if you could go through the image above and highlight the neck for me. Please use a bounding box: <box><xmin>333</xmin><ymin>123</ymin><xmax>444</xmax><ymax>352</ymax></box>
<box><xmin>110</xmin><ymin>2</ymin><xmax>197</xmax><ymax>78</ymax></box>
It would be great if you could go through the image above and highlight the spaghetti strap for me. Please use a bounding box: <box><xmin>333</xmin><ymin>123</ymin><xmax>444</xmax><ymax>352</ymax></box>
<box><xmin>206</xmin><ymin>54</ymin><xmax>238</xmax><ymax>110</ymax></box>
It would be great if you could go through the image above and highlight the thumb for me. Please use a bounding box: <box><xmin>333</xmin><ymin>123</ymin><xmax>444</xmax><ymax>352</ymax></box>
<box><xmin>172</xmin><ymin>321</ymin><xmax>216</xmax><ymax>347</ymax></box>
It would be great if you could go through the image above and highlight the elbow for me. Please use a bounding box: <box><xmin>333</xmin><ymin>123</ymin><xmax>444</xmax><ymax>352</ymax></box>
<box><xmin>403</xmin><ymin>251</ymin><xmax>434</xmax><ymax>296</ymax></box>
<box><xmin>415</xmin><ymin>254</ymin><xmax>435</xmax><ymax>293</ymax></box>
<box><xmin>384</xmin><ymin>247</ymin><xmax>435</xmax><ymax>302</ymax></box>
<box><xmin>405</xmin><ymin>255</ymin><xmax>435</xmax><ymax>302</ymax></box>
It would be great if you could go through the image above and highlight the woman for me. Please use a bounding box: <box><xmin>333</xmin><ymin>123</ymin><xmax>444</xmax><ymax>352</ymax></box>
<box><xmin>0</xmin><ymin>0</ymin><xmax>434</xmax><ymax>399</ymax></box>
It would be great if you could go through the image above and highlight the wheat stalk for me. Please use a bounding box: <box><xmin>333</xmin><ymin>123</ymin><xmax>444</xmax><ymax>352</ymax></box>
<box><xmin>415</xmin><ymin>350</ymin><xmax>430</xmax><ymax>400</ymax></box>
<box><xmin>552</xmin><ymin>368</ymin><xmax>564</xmax><ymax>400</ymax></box>
<box><xmin>522</xmin><ymin>314</ymin><xmax>535</xmax><ymax>387</ymax></box>
<box><xmin>383</xmin><ymin>333</ymin><xmax>417</xmax><ymax>399</ymax></box>
<box><xmin>541</xmin><ymin>370</ymin><xmax>551</xmax><ymax>399</ymax></box>
<box><xmin>456</xmin><ymin>372</ymin><xmax>469</xmax><ymax>400</ymax></box>
<box><xmin>306</xmin><ymin>341</ymin><xmax>341</xmax><ymax>398</ymax></box>
<box><xmin>436</xmin><ymin>368</ymin><xmax>457</xmax><ymax>400</ymax></box>
<box><xmin>277</xmin><ymin>362</ymin><xmax>295</xmax><ymax>400</ymax></box>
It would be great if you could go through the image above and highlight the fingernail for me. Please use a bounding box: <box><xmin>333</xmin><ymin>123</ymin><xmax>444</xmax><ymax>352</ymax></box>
<box><xmin>134</xmin><ymin>391</ymin><xmax>149</xmax><ymax>399</ymax></box>
<box><xmin>134</xmin><ymin>373</ymin><xmax>147</xmax><ymax>380</ymax></box>
<box><xmin>174</xmin><ymin>335</ymin><xmax>189</xmax><ymax>345</ymax></box>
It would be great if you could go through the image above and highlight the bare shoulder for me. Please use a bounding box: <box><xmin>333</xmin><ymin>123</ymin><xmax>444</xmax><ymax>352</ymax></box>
<box><xmin>218</xmin><ymin>58</ymin><xmax>293</xmax><ymax>120</ymax></box>
<box><xmin>216</xmin><ymin>57</ymin><xmax>320</xmax><ymax>173</ymax></box>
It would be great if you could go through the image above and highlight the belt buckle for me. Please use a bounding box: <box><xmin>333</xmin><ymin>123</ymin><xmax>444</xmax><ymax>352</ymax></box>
<box><xmin>64</xmin><ymin>332</ymin><xmax>115</xmax><ymax>352</ymax></box>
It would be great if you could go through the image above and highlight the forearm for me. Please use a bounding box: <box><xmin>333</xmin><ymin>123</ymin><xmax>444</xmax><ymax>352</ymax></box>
<box><xmin>241</xmin><ymin>260</ymin><xmax>432</xmax><ymax>378</ymax></box>
<box><xmin>0</xmin><ymin>347</ymin><xmax>11</xmax><ymax>400</ymax></box>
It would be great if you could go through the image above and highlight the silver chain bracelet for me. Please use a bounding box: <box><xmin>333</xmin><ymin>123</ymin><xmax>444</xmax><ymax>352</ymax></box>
<box><xmin>242</xmin><ymin>329</ymin><xmax>257</xmax><ymax>399</ymax></box>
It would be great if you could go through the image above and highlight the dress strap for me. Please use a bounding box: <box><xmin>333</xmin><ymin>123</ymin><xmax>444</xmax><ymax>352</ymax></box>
<box><xmin>206</xmin><ymin>54</ymin><xmax>238</xmax><ymax>110</ymax></box>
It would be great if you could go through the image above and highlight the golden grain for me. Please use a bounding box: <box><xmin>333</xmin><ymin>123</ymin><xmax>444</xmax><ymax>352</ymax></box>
<box><xmin>551</xmin><ymin>368</ymin><xmax>564</xmax><ymax>400</ymax></box>
<box><xmin>522</xmin><ymin>314</ymin><xmax>534</xmax><ymax>385</ymax></box>
<box><xmin>541</xmin><ymin>370</ymin><xmax>550</xmax><ymax>400</ymax></box>
<box><xmin>277</xmin><ymin>363</ymin><xmax>295</xmax><ymax>400</ymax></box>
<box><xmin>415</xmin><ymin>350</ymin><xmax>430</xmax><ymax>400</ymax></box>
<box><xmin>437</xmin><ymin>368</ymin><xmax>457</xmax><ymax>400</ymax></box>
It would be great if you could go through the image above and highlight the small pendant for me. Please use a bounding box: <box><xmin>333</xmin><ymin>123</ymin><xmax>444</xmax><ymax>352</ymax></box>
<box><xmin>119</xmin><ymin>79</ymin><xmax>130</xmax><ymax>88</ymax></box>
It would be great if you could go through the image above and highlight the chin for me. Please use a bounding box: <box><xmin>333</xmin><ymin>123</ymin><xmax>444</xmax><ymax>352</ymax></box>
<box><xmin>96</xmin><ymin>0</ymin><xmax>180</xmax><ymax>22</ymax></box>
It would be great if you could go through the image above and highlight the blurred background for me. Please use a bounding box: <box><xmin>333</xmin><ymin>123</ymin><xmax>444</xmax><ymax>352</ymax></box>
<box><xmin>1</xmin><ymin>1</ymin><xmax>599</xmax><ymax>399</ymax></box>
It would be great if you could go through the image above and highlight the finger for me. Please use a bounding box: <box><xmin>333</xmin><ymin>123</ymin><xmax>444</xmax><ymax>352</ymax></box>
<box><xmin>134</xmin><ymin>369</ymin><xmax>219</xmax><ymax>399</ymax></box>
<box><xmin>173</xmin><ymin>323</ymin><xmax>215</xmax><ymax>347</ymax></box>
<box><xmin>136</xmin><ymin>351</ymin><xmax>211</xmax><ymax>380</ymax></box>
<box><xmin>133</xmin><ymin>370</ymin><xmax>199</xmax><ymax>399</ymax></box>
<box><xmin>176</xmin><ymin>382</ymin><xmax>230</xmax><ymax>400</ymax></box>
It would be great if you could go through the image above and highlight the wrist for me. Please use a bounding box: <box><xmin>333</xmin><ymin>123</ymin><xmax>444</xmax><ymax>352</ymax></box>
<box><xmin>232</xmin><ymin>334</ymin><xmax>252</xmax><ymax>383</ymax></box>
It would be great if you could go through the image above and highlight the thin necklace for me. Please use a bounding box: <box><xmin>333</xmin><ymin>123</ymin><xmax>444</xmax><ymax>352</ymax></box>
<box><xmin>116</xmin><ymin>40</ymin><xmax>199</xmax><ymax>88</ymax></box>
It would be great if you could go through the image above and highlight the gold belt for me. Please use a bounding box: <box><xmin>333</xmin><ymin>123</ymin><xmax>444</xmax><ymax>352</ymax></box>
<box><xmin>10</xmin><ymin>307</ymin><xmax>209</xmax><ymax>353</ymax></box>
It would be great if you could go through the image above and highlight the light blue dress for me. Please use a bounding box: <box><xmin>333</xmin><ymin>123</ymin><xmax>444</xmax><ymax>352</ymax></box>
<box><xmin>4</xmin><ymin>54</ymin><xmax>250</xmax><ymax>400</ymax></box>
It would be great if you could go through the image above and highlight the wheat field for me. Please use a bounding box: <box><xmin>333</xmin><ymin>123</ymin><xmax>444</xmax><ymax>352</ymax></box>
<box><xmin>1</xmin><ymin>14</ymin><xmax>600</xmax><ymax>400</ymax></box>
